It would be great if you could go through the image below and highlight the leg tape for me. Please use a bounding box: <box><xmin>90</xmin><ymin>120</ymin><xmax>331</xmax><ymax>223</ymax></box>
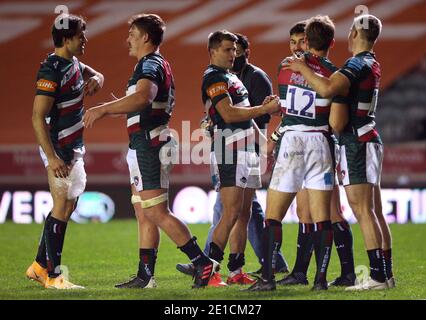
<box><xmin>141</xmin><ymin>193</ymin><xmax>168</xmax><ymax>209</ymax></box>
<box><xmin>131</xmin><ymin>195</ymin><xmax>142</xmax><ymax>205</ymax></box>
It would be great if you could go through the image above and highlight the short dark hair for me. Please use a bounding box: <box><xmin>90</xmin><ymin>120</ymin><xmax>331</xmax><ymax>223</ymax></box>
<box><xmin>52</xmin><ymin>14</ymin><xmax>86</xmax><ymax>48</ymax></box>
<box><xmin>128</xmin><ymin>13</ymin><xmax>165</xmax><ymax>46</ymax></box>
<box><xmin>207</xmin><ymin>30</ymin><xmax>238</xmax><ymax>50</ymax></box>
<box><xmin>289</xmin><ymin>21</ymin><xmax>306</xmax><ymax>36</ymax></box>
<box><xmin>353</xmin><ymin>14</ymin><xmax>382</xmax><ymax>43</ymax></box>
<box><xmin>234</xmin><ymin>33</ymin><xmax>250</xmax><ymax>50</ymax></box>
<box><xmin>305</xmin><ymin>15</ymin><xmax>335</xmax><ymax>51</ymax></box>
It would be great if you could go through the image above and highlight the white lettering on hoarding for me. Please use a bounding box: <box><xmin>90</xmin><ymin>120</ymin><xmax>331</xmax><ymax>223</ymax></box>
<box><xmin>0</xmin><ymin>188</ymin><xmax>425</xmax><ymax>224</ymax></box>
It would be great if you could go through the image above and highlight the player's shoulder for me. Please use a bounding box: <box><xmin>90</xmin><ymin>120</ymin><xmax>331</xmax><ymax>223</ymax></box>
<box><xmin>37</xmin><ymin>54</ymin><xmax>63</xmax><ymax>81</ymax></box>
<box><xmin>319</xmin><ymin>56</ymin><xmax>338</xmax><ymax>73</ymax></box>
<box><xmin>361</xmin><ymin>52</ymin><xmax>379</xmax><ymax>69</ymax></box>
<box><xmin>342</xmin><ymin>54</ymin><xmax>366</xmax><ymax>72</ymax></box>
<box><xmin>203</xmin><ymin>65</ymin><xmax>228</xmax><ymax>83</ymax></box>
<box><xmin>38</xmin><ymin>54</ymin><xmax>61</xmax><ymax>72</ymax></box>
<box><xmin>136</xmin><ymin>53</ymin><xmax>163</xmax><ymax>72</ymax></box>
<box><xmin>143</xmin><ymin>53</ymin><xmax>164</xmax><ymax>66</ymax></box>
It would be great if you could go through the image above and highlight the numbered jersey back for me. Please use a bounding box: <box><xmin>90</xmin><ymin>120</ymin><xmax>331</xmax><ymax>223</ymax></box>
<box><xmin>277</xmin><ymin>53</ymin><xmax>337</xmax><ymax>133</ymax></box>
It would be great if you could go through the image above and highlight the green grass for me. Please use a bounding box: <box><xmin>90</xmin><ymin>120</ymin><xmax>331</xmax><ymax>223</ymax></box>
<box><xmin>0</xmin><ymin>221</ymin><xmax>425</xmax><ymax>300</ymax></box>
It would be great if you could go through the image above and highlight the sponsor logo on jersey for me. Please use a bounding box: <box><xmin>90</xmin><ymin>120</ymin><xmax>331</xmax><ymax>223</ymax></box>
<box><xmin>36</xmin><ymin>79</ymin><xmax>57</xmax><ymax>92</ymax></box>
<box><xmin>289</xmin><ymin>72</ymin><xmax>308</xmax><ymax>87</ymax></box>
<box><xmin>207</xmin><ymin>82</ymin><xmax>227</xmax><ymax>99</ymax></box>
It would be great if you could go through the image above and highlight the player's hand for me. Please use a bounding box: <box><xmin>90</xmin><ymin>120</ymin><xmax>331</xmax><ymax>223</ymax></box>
<box><xmin>83</xmin><ymin>105</ymin><xmax>107</xmax><ymax>128</ymax></box>
<box><xmin>200</xmin><ymin>116</ymin><xmax>212</xmax><ymax>138</ymax></box>
<box><xmin>83</xmin><ymin>75</ymin><xmax>102</xmax><ymax>96</ymax></box>
<box><xmin>262</xmin><ymin>95</ymin><xmax>274</xmax><ymax>104</ymax></box>
<box><xmin>283</xmin><ymin>55</ymin><xmax>306</xmax><ymax>73</ymax></box>
<box><xmin>93</xmin><ymin>96</ymin><xmax>124</xmax><ymax>119</ymax></box>
<box><xmin>263</xmin><ymin>95</ymin><xmax>281</xmax><ymax>114</ymax></box>
<box><xmin>47</xmin><ymin>156</ymin><xmax>70</xmax><ymax>178</ymax></box>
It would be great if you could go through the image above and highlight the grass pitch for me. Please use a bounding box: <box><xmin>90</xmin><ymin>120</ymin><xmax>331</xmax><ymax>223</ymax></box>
<box><xmin>0</xmin><ymin>221</ymin><xmax>425</xmax><ymax>300</ymax></box>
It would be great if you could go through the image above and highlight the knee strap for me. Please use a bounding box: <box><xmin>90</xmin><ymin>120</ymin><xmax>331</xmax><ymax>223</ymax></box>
<box><xmin>131</xmin><ymin>195</ymin><xmax>142</xmax><ymax>205</ymax></box>
<box><xmin>141</xmin><ymin>193</ymin><xmax>168</xmax><ymax>209</ymax></box>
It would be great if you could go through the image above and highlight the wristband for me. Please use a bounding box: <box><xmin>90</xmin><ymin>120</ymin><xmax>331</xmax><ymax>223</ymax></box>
<box><xmin>270</xmin><ymin>130</ymin><xmax>281</xmax><ymax>142</ymax></box>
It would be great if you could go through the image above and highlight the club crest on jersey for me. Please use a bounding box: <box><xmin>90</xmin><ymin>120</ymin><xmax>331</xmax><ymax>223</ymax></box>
<box><xmin>133</xmin><ymin>176</ymin><xmax>140</xmax><ymax>186</ymax></box>
<box><xmin>228</xmin><ymin>78</ymin><xmax>247</xmax><ymax>96</ymax></box>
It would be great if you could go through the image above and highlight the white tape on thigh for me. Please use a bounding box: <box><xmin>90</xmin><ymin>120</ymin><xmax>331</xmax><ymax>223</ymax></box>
<box><xmin>131</xmin><ymin>195</ymin><xmax>142</xmax><ymax>204</ymax></box>
<box><xmin>141</xmin><ymin>193</ymin><xmax>168</xmax><ymax>209</ymax></box>
<box><xmin>67</xmin><ymin>160</ymin><xmax>87</xmax><ymax>199</ymax></box>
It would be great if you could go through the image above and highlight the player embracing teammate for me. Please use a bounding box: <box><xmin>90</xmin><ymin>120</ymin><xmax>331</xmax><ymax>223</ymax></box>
<box><xmin>285</xmin><ymin>13</ymin><xmax>394</xmax><ymax>291</ymax></box>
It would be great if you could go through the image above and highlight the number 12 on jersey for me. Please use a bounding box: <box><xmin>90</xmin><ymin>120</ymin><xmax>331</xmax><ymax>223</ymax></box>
<box><xmin>285</xmin><ymin>85</ymin><xmax>317</xmax><ymax>119</ymax></box>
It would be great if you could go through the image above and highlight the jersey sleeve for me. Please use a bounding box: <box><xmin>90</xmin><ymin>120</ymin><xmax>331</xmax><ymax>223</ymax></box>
<box><xmin>138</xmin><ymin>59</ymin><xmax>164</xmax><ymax>86</ymax></box>
<box><xmin>332</xmin><ymin>94</ymin><xmax>349</xmax><ymax>104</ymax></box>
<box><xmin>35</xmin><ymin>62</ymin><xmax>59</xmax><ymax>97</ymax></box>
<box><xmin>338</xmin><ymin>56</ymin><xmax>364</xmax><ymax>86</ymax></box>
<box><xmin>203</xmin><ymin>72</ymin><xmax>229</xmax><ymax>107</ymax></box>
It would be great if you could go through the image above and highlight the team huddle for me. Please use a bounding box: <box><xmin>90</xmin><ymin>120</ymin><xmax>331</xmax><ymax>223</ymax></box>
<box><xmin>26</xmin><ymin>12</ymin><xmax>395</xmax><ymax>292</ymax></box>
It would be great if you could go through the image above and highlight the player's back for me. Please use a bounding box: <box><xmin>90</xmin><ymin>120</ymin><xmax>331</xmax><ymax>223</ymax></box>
<box><xmin>277</xmin><ymin>52</ymin><xmax>337</xmax><ymax>133</ymax></box>
<box><xmin>338</xmin><ymin>51</ymin><xmax>381</xmax><ymax>144</ymax></box>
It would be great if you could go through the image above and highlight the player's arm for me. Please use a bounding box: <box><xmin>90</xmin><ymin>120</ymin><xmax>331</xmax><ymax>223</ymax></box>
<box><xmin>32</xmin><ymin>95</ymin><xmax>69</xmax><ymax>178</ymax></box>
<box><xmin>329</xmin><ymin>102</ymin><xmax>349</xmax><ymax>134</ymax></box>
<box><xmin>215</xmin><ymin>95</ymin><xmax>280</xmax><ymax>123</ymax></box>
<box><xmin>83</xmin><ymin>78</ymin><xmax>157</xmax><ymax>128</ymax></box>
<box><xmin>284</xmin><ymin>57</ymin><xmax>351</xmax><ymax>98</ymax></box>
<box><xmin>81</xmin><ymin>63</ymin><xmax>104</xmax><ymax>96</ymax></box>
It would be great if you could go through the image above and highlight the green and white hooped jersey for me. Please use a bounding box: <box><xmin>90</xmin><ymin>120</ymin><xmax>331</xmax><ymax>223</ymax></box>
<box><xmin>35</xmin><ymin>54</ymin><xmax>86</xmax><ymax>164</ymax></box>
<box><xmin>277</xmin><ymin>52</ymin><xmax>338</xmax><ymax>134</ymax></box>
<box><xmin>201</xmin><ymin>64</ymin><xmax>253</xmax><ymax>152</ymax></box>
<box><xmin>336</xmin><ymin>51</ymin><xmax>382</xmax><ymax>144</ymax></box>
<box><xmin>126</xmin><ymin>52</ymin><xmax>175</xmax><ymax>149</ymax></box>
